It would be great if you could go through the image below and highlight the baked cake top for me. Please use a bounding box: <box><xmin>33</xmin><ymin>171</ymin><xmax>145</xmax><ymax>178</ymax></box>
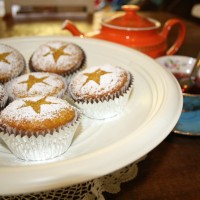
<box><xmin>0</xmin><ymin>96</ymin><xmax>77</xmax><ymax>135</ymax></box>
<box><xmin>0</xmin><ymin>43</ymin><xmax>25</xmax><ymax>81</ymax></box>
<box><xmin>6</xmin><ymin>72</ymin><xmax>67</xmax><ymax>99</ymax></box>
<box><xmin>69</xmin><ymin>64</ymin><xmax>131</xmax><ymax>101</ymax></box>
<box><xmin>30</xmin><ymin>41</ymin><xmax>85</xmax><ymax>74</ymax></box>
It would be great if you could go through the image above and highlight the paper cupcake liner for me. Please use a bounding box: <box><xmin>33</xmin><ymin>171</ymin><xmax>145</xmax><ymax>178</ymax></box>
<box><xmin>0</xmin><ymin>112</ymin><xmax>81</xmax><ymax>161</ymax></box>
<box><xmin>73</xmin><ymin>74</ymin><xmax>134</xmax><ymax>120</ymax></box>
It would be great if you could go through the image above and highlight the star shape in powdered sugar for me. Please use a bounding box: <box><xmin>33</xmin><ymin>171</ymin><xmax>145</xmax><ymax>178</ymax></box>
<box><xmin>43</xmin><ymin>44</ymin><xmax>71</xmax><ymax>63</ymax></box>
<box><xmin>19</xmin><ymin>75</ymin><xmax>49</xmax><ymax>91</ymax></box>
<box><xmin>19</xmin><ymin>96</ymin><xmax>55</xmax><ymax>113</ymax></box>
<box><xmin>0</xmin><ymin>52</ymin><xmax>11</xmax><ymax>64</ymax></box>
<box><xmin>83</xmin><ymin>69</ymin><xmax>111</xmax><ymax>86</ymax></box>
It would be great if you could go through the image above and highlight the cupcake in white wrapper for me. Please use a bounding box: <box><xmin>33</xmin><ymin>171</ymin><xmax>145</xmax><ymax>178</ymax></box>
<box><xmin>68</xmin><ymin>64</ymin><xmax>133</xmax><ymax>119</ymax></box>
<box><xmin>0</xmin><ymin>84</ymin><xmax>8</xmax><ymax>110</ymax></box>
<box><xmin>29</xmin><ymin>41</ymin><xmax>86</xmax><ymax>78</ymax></box>
<box><xmin>0</xmin><ymin>96</ymin><xmax>81</xmax><ymax>161</ymax></box>
<box><xmin>5</xmin><ymin>72</ymin><xmax>68</xmax><ymax>102</ymax></box>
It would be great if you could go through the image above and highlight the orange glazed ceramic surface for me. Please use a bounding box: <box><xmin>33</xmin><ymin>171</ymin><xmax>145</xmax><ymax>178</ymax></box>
<box><xmin>63</xmin><ymin>5</ymin><xmax>186</xmax><ymax>58</ymax></box>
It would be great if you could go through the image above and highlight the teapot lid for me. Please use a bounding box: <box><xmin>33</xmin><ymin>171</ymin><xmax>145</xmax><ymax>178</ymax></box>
<box><xmin>103</xmin><ymin>5</ymin><xmax>158</xmax><ymax>29</ymax></box>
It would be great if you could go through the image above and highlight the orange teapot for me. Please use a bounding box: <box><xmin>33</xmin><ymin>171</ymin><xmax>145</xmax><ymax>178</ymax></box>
<box><xmin>62</xmin><ymin>5</ymin><xmax>186</xmax><ymax>58</ymax></box>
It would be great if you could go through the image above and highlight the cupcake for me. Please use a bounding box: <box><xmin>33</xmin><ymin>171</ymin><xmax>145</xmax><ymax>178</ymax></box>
<box><xmin>68</xmin><ymin>64</ymin><xmax>133</xmax><ymax>119</ymax></box>
<box><xmin>0</xmin><ymin>43</ymin><xmax>26</xmax><ymax>84</ymax></box>
<box><xmin>0</xmin><ymin>84</ymin><xmax>8</xmax><ymax>110</ymax></box>
<box><xmin>6</xmin><ymin>72</ymin><xmax>67</xmax><ymax>101</ymax></box>
<box><xmin>29</xmin><ymin>41</ymin><xmax>85</xmax><ymax>77</ymax></box>
<box><xmin>0</xmin><ymin>96</ymin><xmax>81</xmax><ymax>161</ymax></box>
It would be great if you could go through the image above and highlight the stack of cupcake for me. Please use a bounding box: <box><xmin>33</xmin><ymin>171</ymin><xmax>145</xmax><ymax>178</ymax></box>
<box><xmin>0</xmin><ymin>40</ymin><xmax>134</xmax><ymax>161</ymax></box>
<box><xmin>0</xmin><ymin>42</ymin><xmax>83</xmax><ymax>161</ymax></box>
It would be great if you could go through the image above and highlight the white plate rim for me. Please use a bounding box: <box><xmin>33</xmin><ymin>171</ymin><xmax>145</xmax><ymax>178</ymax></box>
<box><xmin>0</xmin><ymin>36</ymin><xmax>183</xmax><ymax>195</ymax></box>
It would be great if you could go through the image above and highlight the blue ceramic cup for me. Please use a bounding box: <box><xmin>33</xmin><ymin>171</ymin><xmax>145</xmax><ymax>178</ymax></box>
<box><xmin>156</xmin><ymin>55</ymin><xmax>200</xmax><ymax>135</ymax></box>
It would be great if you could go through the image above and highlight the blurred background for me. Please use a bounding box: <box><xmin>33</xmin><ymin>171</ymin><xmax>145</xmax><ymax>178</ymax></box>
<box><xmin>0</xmin><ymin>0</ymin><xmax>199</xmax><ymax>39</ymax></box>
<box><xmin>0</xmin><ymin>0</ymin><xmax>199</xmax><ymax>23</ymax></box>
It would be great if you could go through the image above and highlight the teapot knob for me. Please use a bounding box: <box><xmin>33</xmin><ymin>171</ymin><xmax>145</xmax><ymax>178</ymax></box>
<box><xmin>120</xmin><ymin>5</ymin><xmax>155</xmax><ymax>27</ymax></box>
<box><xmin>122</xmin><ymin>5</ymin><xmax>140</xmax><ymax>19</ymax></box>
<box><xmin>122</xmin><ymin>5</ymin><xmax>140</xmax><ymax>12</ymax></box>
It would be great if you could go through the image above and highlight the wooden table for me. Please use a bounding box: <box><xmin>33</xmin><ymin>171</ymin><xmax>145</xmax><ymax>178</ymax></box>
<box><xmin>0</xmin><ymin>7</ymin><xmax>200</xmax><ymax>200</ymax></box>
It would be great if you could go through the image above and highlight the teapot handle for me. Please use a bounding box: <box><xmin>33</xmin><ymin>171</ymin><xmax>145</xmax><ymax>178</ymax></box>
<box><xmin>161</xmin><ymin>19</ymin><xmax>186</xmax><ymax>55</ymax></box>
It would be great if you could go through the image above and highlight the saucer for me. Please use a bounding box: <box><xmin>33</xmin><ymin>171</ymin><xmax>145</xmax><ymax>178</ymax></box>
<box><xmin>174</xmin><ymin>110</ymin><xmax>200</xmax><ymax>136</ymax></box>
<box><xmin>156</xmin><ymin>55</ymin><xmax>200</xmax><ymax>136</ymax></box>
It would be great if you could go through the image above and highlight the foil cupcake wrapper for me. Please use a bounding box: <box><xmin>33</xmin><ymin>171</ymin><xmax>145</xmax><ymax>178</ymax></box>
<box><xmin>0</xmin><ymin>112</ymin><xmax>81</xmax><ymax>161</ymax></box>
<box><xmin>73</xmin><ymin>75</ymin><xmax>134</xmax><ymax>120</ymax></box>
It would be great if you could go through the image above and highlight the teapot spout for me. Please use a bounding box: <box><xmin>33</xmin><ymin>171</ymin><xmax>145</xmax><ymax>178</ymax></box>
<box><xmin>62</xmin><ymin>20</ymin><xmax>84</xmax><ymax>37</ymax></box>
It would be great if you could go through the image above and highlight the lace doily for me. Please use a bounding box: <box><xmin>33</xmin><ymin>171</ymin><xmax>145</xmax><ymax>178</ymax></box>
<box><xmin>1</xmin><ymin>157</ymin><xmax>145</xmax><ymax>200</ymax></box>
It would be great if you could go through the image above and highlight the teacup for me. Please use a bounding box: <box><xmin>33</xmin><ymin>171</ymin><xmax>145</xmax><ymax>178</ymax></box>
<box><xmin>156</xmin><ymin>55</ymin><xmax>200</xmax><ymax>135</ymax></box>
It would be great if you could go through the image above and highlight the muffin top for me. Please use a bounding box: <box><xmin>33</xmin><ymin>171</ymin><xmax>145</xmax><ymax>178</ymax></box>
<box><xmin>30</xmin><ymin>41</ymin><xmax>85</xmax><ymax>75</ymax></box>
<box><xmin>69</xmin><ymin>64</ymin><xmax>131</xmax><ymax>101</ymax></box>
<box><xmin>0</xmin><ymin>84</ymin><xmax>8</xmax><ymax>108</ymax></box>
<box><xmin>6</xmin><ymin>72</ymin><xmax>67</xmax><ymax>100</ymax></box>
<box><xmin>0</xmin><ymin>96</ymin><xmax>78</xmax><ymax>136</ymax></box>
<box><xmin>0</xmin><ymin>43</ymin><xmax>25</xmax><ymax>83</ymax></box>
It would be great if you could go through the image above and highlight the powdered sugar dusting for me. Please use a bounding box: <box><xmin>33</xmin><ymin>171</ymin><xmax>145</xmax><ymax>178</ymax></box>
<box><xmin>1</xmin><ymin>96</ymin><xmax>75</xmax><ymax>122</ymax></box>
<box><xmin>0</xmin><ymin>43</ymin><xmax>25</xmax><ymax>79</ymax></box>
<box><xmin>0</xmin><ymin>84</ymin><xmax>8</xmax><ymax>107</ymax></box>
<box><xmin>30</xmin><ymin>41</ymin><xmax>84</xmax><ymax>72</ymax></box>
<box><xmin>6</xmin><ymin>72</ymin><xmax>67</xmax><ymax>100</ymax></box>
<box><xmin>69</xmin><ymin>64</ymin><xmax>130</xmax><ymax>100</ymax></box>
